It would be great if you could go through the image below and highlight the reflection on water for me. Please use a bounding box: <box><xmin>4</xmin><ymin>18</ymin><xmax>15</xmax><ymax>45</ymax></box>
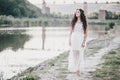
<box><xmin>0</xmin><ymin>30</ymin><xmax>31</xmax><ymax>52</ymax></box>
<box><xmin>0</xmin><ymin>25</ymin><xmax>105</xmax><ymax>53</ymax></box>
<box><xmin>0</xmin><ymin>27</ymin><xmax>70</xmax><ymax>79</ymax></box>
<box><xmin>0</xmin><ymin>27</ymin><xmax>71</xmax><ymax>52</ymax></box>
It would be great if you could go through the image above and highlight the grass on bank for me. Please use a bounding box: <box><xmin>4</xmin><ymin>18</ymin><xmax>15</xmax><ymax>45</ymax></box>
<box><xmin>91</xmin><ymin>48</ymin><xmax>120</xmax><ymax>80</ymax></box>
<box><xmin>84</xmin><ymin>37</ymin><xmax>112</xmax><ymax>57</ymax></box>
<box><xmin>13</xmin><ymin>51</ymin><xmax>69</xmax><ymax>80</ymax></box>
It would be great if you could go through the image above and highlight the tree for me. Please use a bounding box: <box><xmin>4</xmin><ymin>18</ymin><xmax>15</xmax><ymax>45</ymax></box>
<box><xmin>0</xmin><ymin>0</ymin><xmax>42</xmax><ymax>18</ymax></box>
<box><xmin>88</xmin><ymin>12</ymin><xmax>98</xmax><ymax>19</ymax></box>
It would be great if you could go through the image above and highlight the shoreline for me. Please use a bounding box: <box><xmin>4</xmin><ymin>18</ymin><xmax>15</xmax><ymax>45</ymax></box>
<box><xmin>0</xmin><ymin>50</ymin><xmax>66</xmax><ymax>79</ymax></box>
<box><xmin>11</xmin><ymin>51</ymin><xmax>69</xmax><ymax>80</ymax></box>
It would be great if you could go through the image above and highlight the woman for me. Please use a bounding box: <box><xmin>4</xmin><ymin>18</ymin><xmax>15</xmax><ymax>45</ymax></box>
<box><xmin>68</xmin><ymin>8</ymin><xmax>88</xmax><ymax>76</ymax></box>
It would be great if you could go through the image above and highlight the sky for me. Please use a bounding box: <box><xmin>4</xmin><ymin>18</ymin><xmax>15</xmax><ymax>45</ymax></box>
<box><xmin>28</xmin><ymin>0</ymin><xmax>119</xmax><ymax>4</ymax></box>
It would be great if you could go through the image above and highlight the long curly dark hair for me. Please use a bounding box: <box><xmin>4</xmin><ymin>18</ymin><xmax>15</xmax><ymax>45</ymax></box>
<box><xmin>70</xmin><ymin>8</ymin><xmax>87</xmax><ymax>34</ymax></box>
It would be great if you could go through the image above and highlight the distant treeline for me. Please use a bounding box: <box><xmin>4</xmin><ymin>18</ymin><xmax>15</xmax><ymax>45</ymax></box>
<box><xmin>0</xmin><ymin>0</ymin><xmax>42</xmax><ymax>18</ymax></box>
<box><xmin>88</xmin><ymin>11</ymin><xmax>120</xmax><ymax>19</ymax></box>
<box><xmin>0</xmin><ymin>15</ymin><xmax>70</xmax><ymax>27</ymax></box>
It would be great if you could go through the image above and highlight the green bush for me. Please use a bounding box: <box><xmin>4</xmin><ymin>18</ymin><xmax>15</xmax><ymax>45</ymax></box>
<box><xmin>108</xmin><ymin>51</ymin><xmax>116</xmax><ymax>54</ymax></box>
<box><xmin>109</xmin><ymin>22</ymin><xmax>115</xmax><ymax>29</ymax></box>
<box><xmin>105</xmin><ymin>26</ymin><xmax>110</xmax><ymax>31</ymax></box>
<box><xmin>0</xmin><ymin>15</ymin><xmax>12</xmax><ymax>27</ymax></box>
<box><xmin>106</xmin><ymin>11</ymin><xmax>120</xmax><ymax>19</ymax></box>
<box><xmin>19</xmin><ymin>75</ymin><xmax>35</xmax><ymax>80</ymax></box>
<box><xmin>22</xmin><ymin>77</ymin><xmax>34</xmax><ymax>80</ymax></box>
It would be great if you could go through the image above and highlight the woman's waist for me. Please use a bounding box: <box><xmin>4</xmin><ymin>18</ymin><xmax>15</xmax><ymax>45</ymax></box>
<box><xmin>72</xmin><ymin>32</ymin><xmax>84</xmax><ymax>36</ymax></box>
<box><xmin>72</xmin><ymin>31</ymin><xmax>84</xmax><ymax>34</ymax></box>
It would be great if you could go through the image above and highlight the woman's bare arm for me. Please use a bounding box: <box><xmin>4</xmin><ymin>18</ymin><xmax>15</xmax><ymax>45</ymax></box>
<box><xmin>82</xmin><ymin>26</ymin><xmax>88</xmax><ymax>44</ymax></box>
<box><xmin>69</xmin><ymin>25</ymin><xmax>73</xmax><ymax>45</ymax></box>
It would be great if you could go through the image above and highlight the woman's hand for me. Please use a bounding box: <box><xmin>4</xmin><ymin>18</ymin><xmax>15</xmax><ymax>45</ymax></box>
<box><xmin>69</xmin><ymin>40</ymin><xmax>71</xmax><ymax>46</ymax></box>
<box><xmin>81</xmin><ymin>42</ymin><xmax>85</xmax><ymax>48</ymax></box>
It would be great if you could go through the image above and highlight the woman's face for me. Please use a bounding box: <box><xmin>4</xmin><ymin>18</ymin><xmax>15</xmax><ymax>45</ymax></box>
<box><xmin>75</xmin><ymin>9</ymin><xmax>81</xmax><ymax>17</ymax></box>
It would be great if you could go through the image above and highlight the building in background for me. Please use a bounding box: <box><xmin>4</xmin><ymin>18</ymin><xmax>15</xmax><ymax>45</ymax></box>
<box><xmin>83</xmin><ymin>2</ymin><xmax>88</xmax><ymax>18</ymax></box>
<box><xmin>98</xmin><ymin>9</ymin><xmax>106</xmax><ymax>20</ymax></box>
<box><xmin>42</xmin><ymin>0</ymin><xmax>50</xmax><ymax>14</ymax></box>
<box><xmin>36</xmin><ymin>1</ymin><xmax>120</xmax><ymax>16</ymax></box>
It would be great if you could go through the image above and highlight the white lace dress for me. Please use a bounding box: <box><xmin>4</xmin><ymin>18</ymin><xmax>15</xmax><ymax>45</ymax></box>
<box><xmin>68</xmin><ymin>22</ymin><xmax>85</xmax><ymax>73</ymax></box>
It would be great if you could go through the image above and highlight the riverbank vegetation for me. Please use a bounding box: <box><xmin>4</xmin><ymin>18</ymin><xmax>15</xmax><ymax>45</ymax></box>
<box><xmin>0</xmin><ymin>15</ymin><xmax>119</xmax><ymax>27</ymax></box>
<box><xmin>91</xmin><ymin>48</ymin><xmax>120</xmax><ymax>80</ymax></box>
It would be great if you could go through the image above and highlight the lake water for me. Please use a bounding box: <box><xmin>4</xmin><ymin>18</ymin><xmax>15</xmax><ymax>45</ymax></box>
<box><xmin>0</xmin><ymin>25</ymin><xmax>118</xmax><ymax>79</ymax></box>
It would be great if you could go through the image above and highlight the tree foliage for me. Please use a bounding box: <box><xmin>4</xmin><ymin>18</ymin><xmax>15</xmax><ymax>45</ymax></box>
<box><xmin>0</xmin><ymin>0</ymin><xmax>42</xmax><ymax>18</ymax></box>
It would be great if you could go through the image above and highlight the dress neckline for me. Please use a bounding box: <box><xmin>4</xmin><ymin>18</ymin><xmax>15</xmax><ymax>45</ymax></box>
<box><xmin>76</xmin><ymin>22</ymin><xmax>82</xmax><ymax>24</ymax></box>
<box><xmin>75</xmin><ymin>22</ymin><xmax>83</xmax><ymax>26</ymax></box>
